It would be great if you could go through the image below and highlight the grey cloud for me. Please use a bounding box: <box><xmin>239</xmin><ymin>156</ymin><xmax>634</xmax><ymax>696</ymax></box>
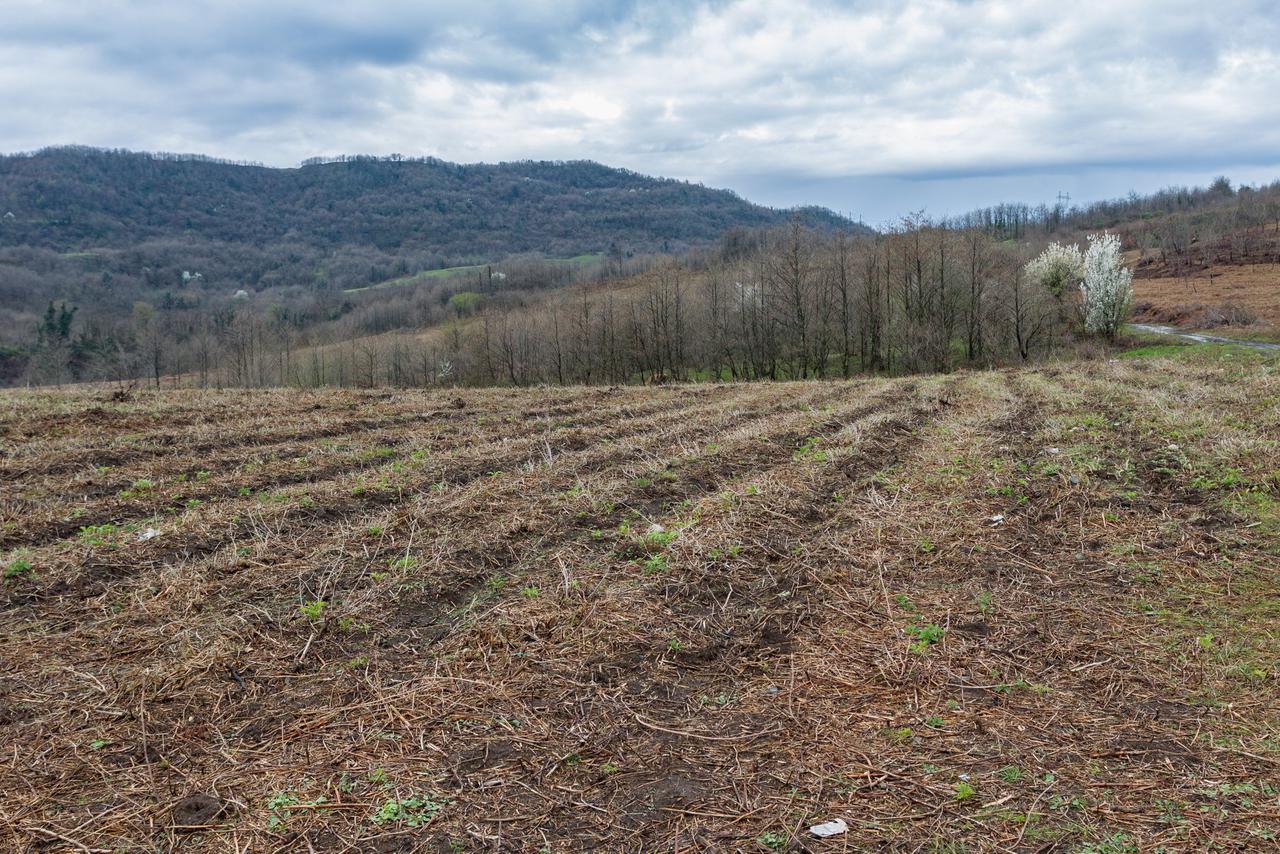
<box><xmin>1</xmin><ymin>0</ymin><xmax>1277</xmax><ymax>221</ymax></box>
<box><xmin>3</xmin><ymin>1</ymin><xmax>643</xmax><ymax>76</ymax></box>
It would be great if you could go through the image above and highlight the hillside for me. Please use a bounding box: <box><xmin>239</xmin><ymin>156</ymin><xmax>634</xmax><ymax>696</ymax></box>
<box><xmin>1129</xmin><ymin>222</ymin><xmax>1280</xmax><ymax>333</ymax></box>
<box><xmin>3</xmin><ymin>352</ymin><xmax>1279</xmax><ymax>849</ymax></box>
<box><xmin>967</xmin><ymin>178</ymin><xmax>1280</xmax><ymax>338</ymax></box>
<box><xmin>0</xmin><ymin>148</ymin><xmax>854</xmax><ymax>368</ymax></box>
<box><xmin>0</xmin><ymin>146</ymin><xmax>848</xmax><ymax>262</ymax></box>
<box><xmin>6</xmin><ymin>164</ymin><xmax>1278</xmax><ymax>389</ymax></box>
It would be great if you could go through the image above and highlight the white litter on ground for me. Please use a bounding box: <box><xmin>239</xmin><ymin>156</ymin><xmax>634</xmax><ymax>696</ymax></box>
<box><xmin>809</xmin><ymin>818</ymin><xmax>848</xmax><ymax>838</ymax></box>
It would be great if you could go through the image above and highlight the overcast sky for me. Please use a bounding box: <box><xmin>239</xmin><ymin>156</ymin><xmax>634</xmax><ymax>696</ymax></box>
<box><xmin>4</xmin><ymin>0</ymin><xmax>1279</xmax><ymax>223</ymax></box>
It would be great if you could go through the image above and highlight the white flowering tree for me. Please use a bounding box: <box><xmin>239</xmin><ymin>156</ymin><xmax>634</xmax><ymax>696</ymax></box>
<box><xmin>1024</xmin><ymin>242</ymin><xmax>1083</xmax><ymax>301</ymax></box>
<box><xmin>1080</xmin><ymin>232</ymin><xmax>1133</xmax><ymax>339</ymax></box>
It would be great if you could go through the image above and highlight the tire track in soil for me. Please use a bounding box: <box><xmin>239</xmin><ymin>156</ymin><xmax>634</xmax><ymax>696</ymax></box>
<box><xmin>142</xmin><ymin>381</ymin><xmax>923</xmax><ymax>849</ymax></box>
<box><xmin>981</xmin><ymin>369</ymin><xmax>1219</xmax><ymax>723</ymax></box>
<box><xmin>1</xmin><ymin>402</ymin><xmax>424</xmax><ymax>478</ymax></box>
<box><xmin>0</xmin><ymin>385</ymin><xmax>674</xmax><ymax>513</ymax></box>
<box><xmin>720</xmin><ymin>372</ymin><xmax>1045</xmax><ymax>848</ymax></box>
<box><xmin>1021</xmin><ymin>364</ymin><xmax>1221</xmax><ymax>584</ymax></box>
<box><xmin>0</xmin><ymin>387</ymin><xmax>707</xmax><ymax>550</ymax></box>
<box><xmin>0</xmin><ymin>386</ymin><xmax>617</xmax><ymax>481</ymax></box>
<box><xmin>222</xmin><ymin>382</ymin><xmax>847</xmax><ymax>588</ymax></box>
<box><xmin>775</xmin><ymin>367</ymin><xmax>1277</xmax><ymax>850</ymax></box>
<box><xmin>748</xmin><ymin>369</ymin><xmax>1245</xmax><ymax>848</ymax></box>
<box><xmin>160</xmin><ymin>382</ymin><xmax>857</xmax><ymax>625</ymax></box>
<box><xmin>46</xmin><ymin>384</ymin><xmax>861</xmax><ymax>684</ymax></box>
<box><xmin>2</xmin><ymin>383</ymin><xmax>836</xmax><ymax>611</ymax></box>
<box><xmin>349</xmin><ymin>382</ymin><xmax>908</xmax><ymax>651</ymax></box>
<box><xmin>0</xmin><ymin>386</ymin><xmax>874</xmax><ymax>846</ymax></box>
<box><xmin>597</xmin><ymin>378</ymin><xmax>949</xmax><ymax>664</ymax></box>
<box><xmin>976</xmin><ymin>369</ymin><xmax>1261</xmax><ymax>844</ymax></box>
<box><xmin>586</xmin><ymin>376</ymin><xmax>1007</xmax><ymax>846</ymax></box>
<box><xmin>401</xmin><ymin>380</ymin><xmax>961</xmax><ymax>845</ymax></box>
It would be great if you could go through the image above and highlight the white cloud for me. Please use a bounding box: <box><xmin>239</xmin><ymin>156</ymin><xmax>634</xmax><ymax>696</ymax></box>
<box><xmin>2</xmin><ymin>0</ymin><xmax>1278</xmax><ymax>218</ymax></box>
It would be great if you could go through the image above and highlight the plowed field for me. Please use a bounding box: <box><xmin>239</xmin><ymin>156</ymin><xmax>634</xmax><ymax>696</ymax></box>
<box><xmin>2</xmin><ymin>359</ymin><xmax>1279</xmax><ymax>851</ymax></box>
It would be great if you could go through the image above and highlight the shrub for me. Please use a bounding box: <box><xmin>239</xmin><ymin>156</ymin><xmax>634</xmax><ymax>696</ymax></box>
<box><xmin>1025</xmin><ymin>241</ymin><xmax>1083</xmax><ymax>300</ymax></box>
<box><xmin>1081</xmin><ymin>232</ymin><xmax>1133</xmax><ymax>339</ymax></box>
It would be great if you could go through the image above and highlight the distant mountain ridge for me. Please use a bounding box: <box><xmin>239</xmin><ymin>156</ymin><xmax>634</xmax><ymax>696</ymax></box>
<box><xmin>0</xmin><ymin>146</ymin><xmax>855</xmax><ymax>260</ymax></box>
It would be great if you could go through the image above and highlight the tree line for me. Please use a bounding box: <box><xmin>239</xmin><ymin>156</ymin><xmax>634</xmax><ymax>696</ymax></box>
<box><xmin>24</xmin><ymin>215</ymin><xmax>1137</xmax><ymax>390</ymax></box>
<box><xmin>0</xmin><ymin>146</ymin><xmax>852</xmax><ymax>374</ymax></box>
<box><xmin>7</xmin><ymin>171</ymin><xmax>1274</xmax><ymax>389</ymax></box>
<box><xmin>403</xmin><ymin>219</ymin><xmax>1125</xmax><ymax>388</ymax></box>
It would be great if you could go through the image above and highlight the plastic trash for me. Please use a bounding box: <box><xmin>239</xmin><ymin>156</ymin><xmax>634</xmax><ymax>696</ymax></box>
<box><xmin>989</xmin><ymin>514</ymin><xmax>1004</xmax><ymax>526</ymax></box>
<box><xmin>809</xmin><ymin>818</ymin><xmax>848</xmax><ymax>838</ymax></box>
<box><xmin>137</xmin><ymin>528</ymin><xmax>162</xmax><ymax>542</ymax></box>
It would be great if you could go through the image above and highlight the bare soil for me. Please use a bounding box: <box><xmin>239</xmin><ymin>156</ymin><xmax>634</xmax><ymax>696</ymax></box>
<box><xmin>1133</xmin><ymin>263</ymin><xmax>1280</xmax><ymax>328</ymax></box>
<box><xmin>1130</xmin><ymin>222</ymin><xmax>1280</xmax><ymax>330</ymax></box>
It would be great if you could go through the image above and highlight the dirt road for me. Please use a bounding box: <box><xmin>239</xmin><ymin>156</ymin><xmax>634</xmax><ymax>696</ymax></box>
<box><xmin>1130</xmin><ymin>322</ymin><xmax>1280</xmax><ymax>351</ymax></box>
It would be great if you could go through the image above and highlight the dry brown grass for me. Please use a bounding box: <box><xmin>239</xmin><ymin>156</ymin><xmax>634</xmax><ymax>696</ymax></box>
<box><xmin>2</xmin><ymin>361</ymin><xmax>1279</xmax><ymax>851</ymax></box>
<box><xmin>1133</xmin><ymin>263</ymin><xmax>1280</xmax><ymax>328</ymax></box>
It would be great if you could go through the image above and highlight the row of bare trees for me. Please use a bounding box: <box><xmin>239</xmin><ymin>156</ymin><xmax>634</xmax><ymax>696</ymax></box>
<box><xmin>249</xmin><ymin>219</ymin><xmax>1081</xmax><ymax>388</ymax></box>
<box><xmin>34</xmin><ymin>217</ymin><xmax>1104</xmax><ymax>389</ymax></box>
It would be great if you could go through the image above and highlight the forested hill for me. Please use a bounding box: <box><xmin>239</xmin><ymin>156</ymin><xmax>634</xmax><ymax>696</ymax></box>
<box><xmin>0</xmin><ymin>147</ymin><xmax>850</xmax><ymax>259</ymax></box>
